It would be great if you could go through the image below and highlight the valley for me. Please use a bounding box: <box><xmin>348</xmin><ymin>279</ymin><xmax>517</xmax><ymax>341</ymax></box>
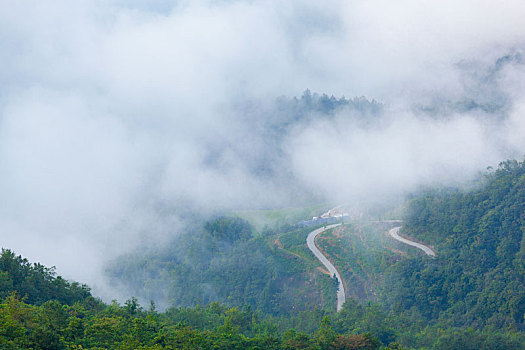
<box><xmin>1</xmin><ymin>160</ymin><xmax>524</xmax><ymax>349</ymax></box>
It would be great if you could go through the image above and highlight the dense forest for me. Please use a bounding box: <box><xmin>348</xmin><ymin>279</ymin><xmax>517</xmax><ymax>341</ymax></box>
<box><xmin>1</xmin><ymin>247</ymin><xmax>524</xmax><ymax>349</ymax></box>
<box><xmin>104</xmin><ymin>160</ymin><xmax>525</xmax><ymax>349</ymax></box>
<box><xmin>106</xmin><ymin>216</ymin><xmax>339</xmax><ymax>315</ymax></box>
<box><xmin>391</xmin><ymin>159</ymin><xmax>525</xmax><ymax>328</ymax></box>
<box><xmin>3</xmin><ymin>248</ymin><xmax>523</xmax><ymax>349</ymax></box>
<box><xmin>0</xmin><ymin>248</ymin><xmax>393</xmax><ymax>349</ymax></box>
<box><xmin>1</xmin><ymin>161</ymin><xmax>524</xmax><ymax>349</ymax></box>
<box><xmin>3</xmin><ymin>0</ymin><xmax>525</xmax><ymax>348</ymax></box>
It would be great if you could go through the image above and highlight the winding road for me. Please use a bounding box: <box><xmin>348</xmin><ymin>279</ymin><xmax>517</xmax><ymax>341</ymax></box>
<box><xmin>388</xmin><ymin>226</ymin><xmax>435</xmax><ymax>257</ymax></box>
<box><xmin>305</xmin><ymin>211</ymin><xmax>435</xmax><ymax>312</ymax></box>
<box><xmin>306</xmin><ymin>223</ymin><xmax>346</xmax><ymax>312</ymax></box>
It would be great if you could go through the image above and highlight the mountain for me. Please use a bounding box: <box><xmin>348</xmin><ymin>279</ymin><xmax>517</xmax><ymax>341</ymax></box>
<box><xmin>2</xmin><ymin>159</ymin><xmax>524</xmax><ymax>348</ymax></box>
<box><xmin>105</xmin><ymin>159</ymin><xmax>525</xmax><ymax>349</ymax></box>
<box><xmin>389</xmin><ymin>159</ymin><xmax>525</xmax><ymax>328</ymax></box>
<box><xmin>106</xmin><ymin>214</ymin><xmax>340</xmax><ymax>315</ymax></box>
<box><xmin>0</xmin><ymin>249</ymin><xmax>386</xmax><ymax>349</ymax></box>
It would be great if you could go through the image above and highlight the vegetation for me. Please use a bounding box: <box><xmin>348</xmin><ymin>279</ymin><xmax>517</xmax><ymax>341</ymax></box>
<box><xmin>0</xmin><ymin>248</ymin><xmax>389</xmax><ymax>349</ymax></box>
<box><xmin>106</xmin><ymin>160</ymin><xmax>525</xmax><ymax>348</ymax></box>
<box><xmin>313</xmin><ymin>161</ymin><xmax>525</xmax><ymax>348</ymax></box>
<box><xmin>0</xmin><ymin>293</ymin><xmax>387</xmax><ymax>349</ymax></box>
<box><xmin>3</xmin><ymin>160</ymin><xmax>525</xmax><ymax>348</ymax></box>
<box><xmin>0</xmin><ymin>249</ymin><xmax>91</xmax><ymax>306</ymax></box>
<box><xmin>106</xmin><ymin>217</ymin><xmax>339</xmax><ymax>315</ymax></box>
<box><xmin>315</xmin><ymin>222</ymin><xmax>398</xmax><ymax>302</ymax></box>
<box><xmin>390</xmin><ymin>159</ymin><xmax>525</xmax><ymax>328</ymax></box>
<box><xmin>235</xmin><ymin>204</ymin><xmax>330</xmax><ymax>232</ymax></box>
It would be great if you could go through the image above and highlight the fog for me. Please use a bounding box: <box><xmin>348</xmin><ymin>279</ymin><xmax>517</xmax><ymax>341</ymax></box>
<box><xmin>1</xmin><ymin>0</ymin><xmax>525</xmax><ymax>299</ymax></box>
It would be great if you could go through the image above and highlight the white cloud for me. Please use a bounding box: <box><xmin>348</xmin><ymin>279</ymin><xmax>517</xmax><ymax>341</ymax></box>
<box><xmin>0</xmin><ymin>0</ymin><xmax>524</xmax><ymax>298</ymax></box>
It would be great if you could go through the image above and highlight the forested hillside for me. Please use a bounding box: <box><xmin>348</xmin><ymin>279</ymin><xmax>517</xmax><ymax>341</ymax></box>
<box><xmin>3</xmin><ymin>161</ymin><xmax>525</xmax><ymax>348</ymax></box>
<box><xmin>390</xmin><ymin>160</ymin><xmax>525</xmax><ymax>328</ymax></box>
<box><xmin>105</xmin><ymin>160</ymin><xmax>525</xmax><ymax>349</ymax></box>
<box><xmin>1</xmin><ymin>247</ymin><xmax>523</xmax><ymax>349</ymax></box>
<box><xmin>0</xmin><ymin>249</ymin><xmax>92</xmax><ymax>306</ymax></box>
<box><xmin>0</xmin><ymin>249</ymin><xmax>389</xmax><ymax>349</ymax></box>
<box><xmin>4</xmin><ymin>0</ymin><xmax>525</xmax><ymax>348</ymax></box>
<box><xmin>106</xmin><ymin>216</ymin><xmax>339</xmax><ymax>315</ymax></box>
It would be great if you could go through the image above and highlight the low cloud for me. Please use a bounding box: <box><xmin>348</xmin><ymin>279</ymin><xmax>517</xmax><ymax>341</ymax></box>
<box><xmin>0</xmin><ymin>0</ymin><xmax>524</xmax><ymax>299</ymax></box>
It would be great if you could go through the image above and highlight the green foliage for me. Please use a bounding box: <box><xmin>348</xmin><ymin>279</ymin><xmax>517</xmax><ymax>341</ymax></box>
<box><xmin>1</xmin><ymin>242</ymin><xmax>525</xmax><ymax>349</ymax></box>
<box><xmin>431</xmin><ymin>328</ymin><xmax>525</xmax><ymax>350</ymax></box>
<box><xmin>389</xmin><ymin>160</ymin><xmax>525</xmax><ymax>328</ymax></box>
<box><xmin>0</xmin><ymin>294</ymin><xmax>385</xmax><ymax>350</ymax></box>
<box><xmin>107</xmin><ymin>217</ymin><xmax>338</xmax><ymax>315</ymax></box>
<box><xmin>0</xmin><ymin>249</ymin><xmax>92</xmax><ymax>306</ymax></box>
<box><xmin>315</xmin><ymin>316</ymin><xmax>337</xmax><ymax>350</ymax></box>
<box><xmin>235</xmin><ymin>204</ymin><xmax>330</xmax><ymax>232</ymax></box>
<box><xmin>5</xmin><ymin>160</ymin><xmax>525</xmax><ymax>348</ymax></box>
<box><xmin>205</xmin><ymin>216</ymin><xmax>253</xmax><ymax>242</ymax></box>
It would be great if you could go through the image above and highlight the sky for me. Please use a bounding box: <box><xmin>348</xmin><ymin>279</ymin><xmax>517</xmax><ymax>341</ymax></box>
<box><xmin>1</xmin><ymin>0</ymin><xmax>525</xmax><ymax>299</ymax></box>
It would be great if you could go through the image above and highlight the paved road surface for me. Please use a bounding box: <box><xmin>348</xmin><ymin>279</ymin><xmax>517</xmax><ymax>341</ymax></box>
<box><xmin>388</xmin><ymin>226</ymin><xmax>436</xmax><ymax>257</ymax></box>
<box><xmin>306</xmin><ymin>223</ymin><xmax>346</xmax><ymax>312</ymax></box>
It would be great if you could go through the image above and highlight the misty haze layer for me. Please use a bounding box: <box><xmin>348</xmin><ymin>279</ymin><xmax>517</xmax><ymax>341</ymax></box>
<box><xmin>1</xmin><ymin>0</ymin><xmax>525</xmax><ymax>299</ymax></box>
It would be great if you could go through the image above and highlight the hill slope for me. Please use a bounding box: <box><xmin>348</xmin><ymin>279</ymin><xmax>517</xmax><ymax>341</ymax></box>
<box><xmin>389</xmin><ymin>159</ymin><xmax>525</xmax><ymax>328</ymax></box>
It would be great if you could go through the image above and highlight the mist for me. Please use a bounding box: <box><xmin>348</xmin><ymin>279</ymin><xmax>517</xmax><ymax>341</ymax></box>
<box><xmin>1</xmin><ymin>0</ymin><xmax>525</xmax><ymax>299</ymax></box>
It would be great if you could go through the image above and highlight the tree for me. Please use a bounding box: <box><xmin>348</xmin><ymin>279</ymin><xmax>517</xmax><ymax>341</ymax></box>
<box><xmin>315</xmin><ymin>316</ymin><xmax>336</xmax><ymax>350</ymax></box>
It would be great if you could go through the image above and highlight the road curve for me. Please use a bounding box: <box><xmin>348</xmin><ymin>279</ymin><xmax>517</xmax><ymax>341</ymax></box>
<box><xmin>306</xmin><ymin>223</ymin><xmax>346</xmax><ymax>312</ymax></box>
<box><xmin>388</xmin><ymin>226</ymin><xmax>435</xmax><ymax>257</ymax></box>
